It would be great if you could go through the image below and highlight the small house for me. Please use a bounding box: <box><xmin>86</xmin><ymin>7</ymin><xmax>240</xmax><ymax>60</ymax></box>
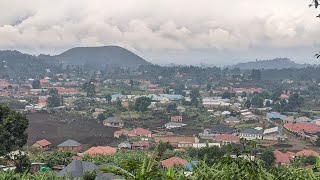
<box><xmin>165</xmin><ymin>122</ymin><xmax>187</xmax><ymax>129</ymax></box>
<box><xmin>84</xmin><ymin>146</ymin><xmax>117</xmax><ymax>156</ymax></box>
<box><xmin>57</xmin><ymin>139</ymin><xmax>82</xmax><ymax>152</ymax></box>
<box><xmin>171</xmin><ymin>116</ymin><xmax>183</xmax><ymax>123</ymax></box>
<box><xmin>103</xmin><ymin>117</ymin><xmax>124</xmax><ymax>128</ymax></box>
<box><xmin>263</xmin><ymin>127</ymin><xmax>282</xmax><ymax>141</ymax></box>
<box><xmin>239</xmin><ymin>128</ymin><xmax>263</xmax><ymax>140</ymax></box>
<box><xmin>161</xmin><ymin>157</ymin><xmax>188</xmax><ymax>168</ymax></box>
<box><xmin>118</xmin><ymin>142</ymin><xmax>132</xmax><ymax>149</ymax></box>
<box><xmin>128</xmin><ymin>128</ymin><xmax>152</xmax><ymax>138</ymax></box>
<box><xmin>132</xmin><ymin>141</ymin><xmax>149</xmax><ymax>150</ymax></box>
<box><xmin>224</xmin><ymin>116</ymin><xmax>240</xmax><ymax>125</ymax></box>
<box><xmin>32</xmin><ymin>139</ymin><xmax>51</xmax><ymax>150</ymax></box>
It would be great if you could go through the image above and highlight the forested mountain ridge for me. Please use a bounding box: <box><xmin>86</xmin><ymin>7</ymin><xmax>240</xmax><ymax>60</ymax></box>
<box><xmin>232</xmin><ymin>58</ymin><xmax>309</xmax><ymax>70</ymax></box>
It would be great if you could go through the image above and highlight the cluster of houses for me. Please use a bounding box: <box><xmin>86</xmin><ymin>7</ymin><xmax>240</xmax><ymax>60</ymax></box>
<box><xmin>267</xmin><ymin>112</ymin><xmax>320</xmax><ymax>142</ymax></box>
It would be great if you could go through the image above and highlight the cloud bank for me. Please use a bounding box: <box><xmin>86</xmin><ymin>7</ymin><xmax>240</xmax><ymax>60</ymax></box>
<box><xmin>0</xmin><ymin>0</ymin><xmax>319</xmax><ymax>65</ymax></box>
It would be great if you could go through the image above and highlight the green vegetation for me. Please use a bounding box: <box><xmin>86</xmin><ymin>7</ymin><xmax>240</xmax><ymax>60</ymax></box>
<box><xmin>0</xmin><ymin>105</ymin><xmax>29</xmax><ymax>172</ymax></box>
<box><xmin>134</xmin><ymin>97</ymin><xmax>152</xmax><ymax>112</ymax></box>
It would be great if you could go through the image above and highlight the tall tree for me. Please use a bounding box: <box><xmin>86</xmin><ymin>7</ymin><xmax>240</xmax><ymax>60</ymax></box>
<box><xmin>0</xmin><ymin>106</ymin><xmax>29</xmax><ymax>172</ymax></box>
<box><xmin>105</xmin><ymin>94</ymin><xmax>112</xmax><ymax>103</ymax></box>
<box><xmin>32</xmin><ymin>79</ymin><xmax>41</xmax><ymax>89</ymax></box>
<box><xmin>250</xmin><ymin>69</ymin><xmax>261</xmax><ymax>81</ymax></box>
<box><xmin>259</xmin><ymin>149</ymin><xmax>276</xmax><ymax>169</ymax></box>
<box><xmin>86</xmin><ymin>80</ymin><xmax>96</xmax><ymax>98</ymax></box>
<box><xmin>134</xmin><ymin>97</ymin><xmax>152</xmax><ymax>112</ymax></box>
<box><xmin>47</xmin><ymin>88</ymin><xmax>60</xmax><ymax>107</ymax></box>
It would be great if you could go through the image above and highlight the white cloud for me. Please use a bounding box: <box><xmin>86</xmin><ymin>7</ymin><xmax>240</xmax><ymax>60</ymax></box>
<box><xmin>0</xmin><ymin>0</ymin><xmax>319</xmax><ymax>64</ymax></box>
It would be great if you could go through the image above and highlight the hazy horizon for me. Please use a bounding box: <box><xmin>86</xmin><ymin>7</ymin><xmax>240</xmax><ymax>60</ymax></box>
<box><xmin>0</xmin><ymin>0</ymin><xmax>320</xmax><ymax>65</ymax></box>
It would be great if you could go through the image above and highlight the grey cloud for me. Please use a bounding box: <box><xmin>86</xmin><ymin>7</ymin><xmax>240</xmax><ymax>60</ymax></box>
<box><xmin>0</xmin><ymin>0</ymin><xmax>318</xmax><ymax>64</ymax></box>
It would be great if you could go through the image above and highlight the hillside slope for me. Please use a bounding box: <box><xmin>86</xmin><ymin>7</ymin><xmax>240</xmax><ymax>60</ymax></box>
<box><xmin>54</xmin><ymin>46</ymin><xmax>150</xmax><ymax>68</ymax></box>
<box><xmin>232</xmin><ymin>58</ymin><xmax>309</xmax><ymax>70</ymax></box>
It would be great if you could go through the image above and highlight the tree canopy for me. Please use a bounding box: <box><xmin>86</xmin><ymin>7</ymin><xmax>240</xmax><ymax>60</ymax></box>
<box><xmin>134</xmin><ymin>97</ymin><xmax>152</xmax><ymax>112</ymax></box>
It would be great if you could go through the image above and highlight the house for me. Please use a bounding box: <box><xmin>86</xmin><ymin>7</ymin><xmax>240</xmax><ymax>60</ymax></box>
<box><xmin>57</xmin><ymin>139</ymin><xmax>82</xmax><ymax>152</ymax></box>
<box><xmin>171</xmin><ymin>116</ymin><xmax>183</xmax><ymax>122</ymax></box>
<box><xmin>284</xmin><ymin>123</ymin><xmax>320</xmax><ymax>135</ymax></box>
<box><xmin>263</xmin><ymin>127</ymin><xmax>280</xmax><ymax>141</ymax></box>
<box><xmin>273</xmin><ymin>150</ymin><xmax>293</xmax><ymax>166</ymax></box>
<box><xmin>296</xmin><ymin>150</ymin><xmax>319</xmax><ymax>157</ymax></box>
<box><xmin>192</xmin><ymin>143</ymin><xmax>220</xmax><ymax>148</ymax></box>
<box><xmin>177</xmin><ymin>106</ymin><xmax>186</xmax><ymax>113</ymax></box>
<box><xmin>128</xmin><ymin>128</ymin><xmax>152</xmax><ymax>138</ymax></box>
<box><xmin>212</xmin><ymin>134</ymin><xmax>240</xmax><ymax>145</ymax></box>
<box><xmin>114</xmin><ymin>129</ymin><xmax>128</xmax><ymax>138</ymax></box>
<box><xmin>31</xmin><ymin>139</ymin><xmax>51</xmax><ymax>150</ymax></box>
<box><xmin>132</xmin><ymin>141</ymin><xmax>149</xmax><ymax>150</ymax></box>
<box><xmin>165</xmin><ymin>122</ymin><xmax>187</xmax><ymax>129</ymax></box>
<box><xmin>30</xmin><ymin>163</ymin><xmax>49</xmax><ymax>172</ymax></box>
<box><xmin>295</xmin><ymin>116</ymin><xmax>312</xmax><ymax>123</ymax></box>
<box><xmin>239</xmin><ymin>128</ymin><xmax>263</xmax><ymax>140</ymax></box>
<box><xmin>103</xmin><ymin>117</ymin><xmax>124</xmax><ymax>128</ymax></box>
<box><xmin>207</xmin><ymin>124</ymin><xmax>234</xmax><ymax>136</ymax></box>
<box><xmin>118</xmin><ymin>142</ymin><xmax>132</xmax><ymax>149</ymax></box>
<box><xmin>40</xmin><ymin>79</ymin><xmax>50</xmax><ymax>87</ymax></box>
<box><xmin>153</xmin><ymin>135</ymin><xmax>199</xmax><ymax>148</ymax></box>
<box><xmin>282</xmin><ymin>116</ymin><xmax>295</xmax><ymax>124</ymax></box>
<box><xmin>57</xmin><ymin>160</ymin><xmax>123</xmax><ymax>179</ymax></box>
<box><xmin>224</xmin><ymin>116</ymin><xmax>240</xmax><ymax>125</ymax></box>
<box><xmin>266</xmin><ymin>113</ymin><xmax>286</xmax><ymax>123</ymax></box>
<box><xmin>161</xmin><ymin>157</ymin><xmax>188</xmax><ymax>168</ymax></box>
<box><xmin>57</xmin><ymin>88</ymin><xmax>79</xmax><ymax>96</ymax></box>
<box><xmin>84</xmin><ymin>146</ymin><xmax>117</xmax><ymax>156</ymax></box>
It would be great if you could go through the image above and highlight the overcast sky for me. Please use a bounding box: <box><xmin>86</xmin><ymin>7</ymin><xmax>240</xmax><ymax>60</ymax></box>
<box><xmin>0</xmin><ymin>0</ymin><xmax>319</xmax><ymax>65</ymax></box>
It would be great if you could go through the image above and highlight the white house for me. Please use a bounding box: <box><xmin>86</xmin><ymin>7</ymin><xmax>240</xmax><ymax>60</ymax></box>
<box><xmin>165</xmin><ymin>122</ymin><xmax>187</xmax><ymax>129</ymax></box>
<box><xmin>239</xmin><ymin>128</ymin><xmax>263</xmax><ymax>140</ymax></box>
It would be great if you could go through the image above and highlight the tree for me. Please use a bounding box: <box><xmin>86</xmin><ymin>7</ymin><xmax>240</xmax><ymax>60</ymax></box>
<box><xmin>309</xmin><ymin>0</ymin><xmax>320</xmax><ymax>18</ymax></box>
<box><xmin>97</xmin><ymin>113</ymin><xmax>105</xmax><ymax>122</ymax></box>
<box><xmin>167</xmin><ymin>102</ymin><xmax>177</xmax><ymax>113</ymax></box>
<box><xmin>86</xmin><ymin>80</ymin><xmax>96</xmax><ymax>98</ymax></box>
<box><xmin>288</xmin><ymin>93</ymin><xmax>304</xmax><ymax>110</ymax></box>
<box><xmin>257</xmin><ymin>97</ymin><xmax>264</xmax><ymax>108</ymax></box>
<box><xmin>134</xmin><ymin>97</ymin><xmax>152</xmax><ymax>112</ymax></box>
<box><xmin>206</xmin><ymin>84</ymin><xmax>212</xmax><ymax>91</ymax></box>
<box><xmin>130</xmin><ymin>79</ymin><xmax>134</xmax><ymax>89</ymax></box>
<box><xmin>83</xmin><ymin>171</ymin><xmax>97</xmax><ymax>180</ymax></box>
<box><xmin>222</xmin><ymin>91</ymin><xmax>232</xmax><ymax>99</ymax></box>
<box><xmin>241</xmin><ymin>91</ymin><xmax>247</xmax><ymax>98</ymax></box>
<box><xmin>32</xmin><ymin>79</ymin><xmax>41</xmax><ymax>89</ymax></box>
<box><xmin>0</xmin><ymin>106</ymin><xmax>29</xmax><ymax>171</ymax></box>
<box><xmin>250</xmin><ymin>69</ymin><xmax>261</xmax><ymax>81</ymax></box>
<box><xmin>260</xmin><ymin>149</ymin><xmax>275</xmax><ymax>169</ymax></box>
<box><xmin>245</xmin><ymin>100</ymin><xmax>251</xmax><ymax>109</ymax></box>
<box><xmin>266</xmin><ymin>100</ymin><xmax>272</xmax><ymax>107</ymax></box>
<box><xmin>105</xmin><ymin>94</ymin><xmax>112</xmax><ymax>103</ymax></box>
<box><xmin>47</xmin><ymin>88</ymin><xmax>60</xmax><ymax>107</ymax></box>
<box><xmin>190</xmin><ymin>89</ymin><xmax>201</xmax><ymax>106</ymax></box>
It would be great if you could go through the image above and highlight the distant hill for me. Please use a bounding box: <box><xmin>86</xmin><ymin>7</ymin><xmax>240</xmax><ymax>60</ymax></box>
<box><xmin>51</xmin><ymin>46</ymin><xmax>150</xmax><ymax>68</ymax></box>
<box><xmin>232</xmin><ymin>58</ymin><xmax>309</xmax><ymax>70</ymax></box>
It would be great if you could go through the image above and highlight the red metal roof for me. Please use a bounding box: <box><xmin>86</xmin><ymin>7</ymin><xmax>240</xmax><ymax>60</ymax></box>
<box><xmin>129</xmin><ymin>128</ymin><xmax>152</xmax><ymax>136</ymax></box>
<box><xmin>273</xmin><ymin>150</ymin><xmax>292</xmax><ymax>164</ymax></box>
<box><xmin>296</xmin><ymin>150</ymin><xmax>319</xmax><ymax>157</ymax></box>
<box><xmin>213</xmin><ymin>134</ymin><xmax>240</xmax><ymax>142</ymax></box>
<box><xmin>84</xmin><ymin>146</ymin><xmax>117</xmax><ymax>156</ymax></box>
<box><xmin>36</xmin><ymin>139</ymin><xmax>51</xmax><ymax>147</ymax></box>
<box><xmin>284</xmin><ymin>123</ymin><xmax>320</xmax><ymax>134</ymax></box>
<box><xmin>161</xmin><ymin>157</ymin><xmax>188</xmax><ymax>168</ymax></box>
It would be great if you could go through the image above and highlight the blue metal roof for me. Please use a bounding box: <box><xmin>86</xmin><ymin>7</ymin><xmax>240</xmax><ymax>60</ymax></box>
<box><xmin>267</xmin><ymin>113</ymin><xmax>286</xmax><ymax>119</ymax></box>
<box><xmin>185</xmin><ymin>161</ymin><xmax>198</xmax><ymax>171</ymax></box>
